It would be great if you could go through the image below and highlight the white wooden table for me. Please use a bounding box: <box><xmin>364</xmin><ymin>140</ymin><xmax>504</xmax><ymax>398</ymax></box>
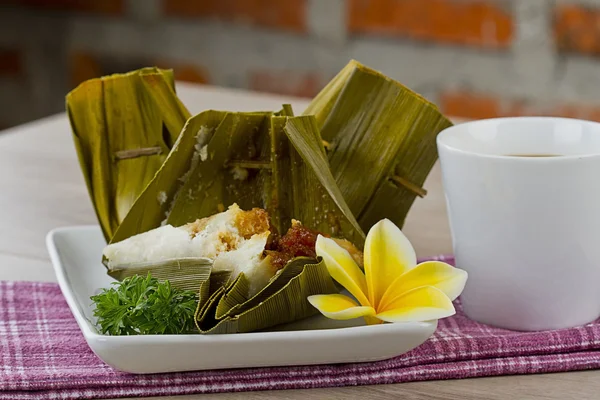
<box><xmin>0</xmin><ymin>83</ymin><xmax>597</xmax><ymax>399</ymax></box>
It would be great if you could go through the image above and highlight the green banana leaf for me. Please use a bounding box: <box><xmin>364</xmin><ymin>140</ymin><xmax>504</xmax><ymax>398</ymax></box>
<box><xmin>66</xmin><ymin>67</ymin><xmax>191</xmax><ymax>241</ymax></box>
<box><xmin>165</xmin><ymin>112</ymin><xmax>272</xmax><ymax>227</ymax></box>
<box><xmin>196</xmin><ymin>257</ymin><xmax>337</xmax><ymax>334</ymax></box>
<box><xmin>110</xmin><ymin>110</ymin><xmax>228</xmax><ymax>244</ymax></box>
<box><xmin>303</xmin><ymin>59</ymin><xmax>453</xmax><ymax>230</ymax></box>
<box><xmin>214</xmin><ymin>256</ymin><xmax>311</xmax><ymax>319</ymax></box>
<box><xmin>107</xmin><ymin>257</ymin><xmax>213</xmax><ymax>293</ymax></box>
<box><xmin>112</xmin><ymin>109</ymin><xmax>365</xmax><ymax>247</ymax></box>
<box><xmin>282</xmin><ymin>117</ymin><xmax>363</xmax><ymax>242</ymax></box>
<box><xmin>105</xmin><ymin>257</ymin><xmax>233</xmax><ymax>306</ymax></box>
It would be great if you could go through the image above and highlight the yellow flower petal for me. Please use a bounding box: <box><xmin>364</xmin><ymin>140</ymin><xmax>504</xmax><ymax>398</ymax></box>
<box><xmin>379</xmin><ymin>261</ymin><xmax>468</xmax><ymax>309</ymax></box>
<box><xmin>315</xmin><ymin>235</ymin><xmax>370</xmax><ymax>306</ymax></box>
<box><xmin>376</xmin><ymin>286</ymin><xmax>455</xmax><ymax>323</ymax></box>
<box><xmin>308</xmin><ymin>294</ymin><xmax>376</xmax><ymax>320</ymax></box>
<box><xmin>364</xmin><ymin>219</ymin><xmax>417</xmax><ymax>308</ymax></box>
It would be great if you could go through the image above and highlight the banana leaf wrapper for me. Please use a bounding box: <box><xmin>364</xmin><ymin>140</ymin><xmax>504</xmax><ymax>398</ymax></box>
<box><xmin>107</xmin><ymin>257</ymin><xmax>231</xmax><ymax>303</ymax></box>
<box><xmin>303</xmin><ymin>60</ymin><xmax>453</xmax><ymax>230</ymax></box>
<box><xmin>112</xmin><ymin>109</ymin><xmax>364</xmax><ymax>247</ymax></box>
<box><xmin>108</xmin><ymin>109</ymin><xmax>360</xmax><ymax>333</ymax></box>
<box><xmin>195</xmin><ymin>257</ymin><xmax>337</xmax><ymax>334</ymax></box>
<box><xmin>107</xmin><ymin>110</ymin><xmax>272</xmax><ymax>294</ymax></box>
<box><xmin>214</xmin><ymin>256</ymin><xmax>311</xmax><ymax>320</ymax></box>
<box><xmin>66</xmin><ymin>67</ymin><xmax>191</xmax><ymax>241</ymax></box>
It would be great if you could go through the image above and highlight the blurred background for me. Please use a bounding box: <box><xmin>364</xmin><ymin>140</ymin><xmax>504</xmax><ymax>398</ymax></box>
<box><xmin>0</xmin><ymin>0</ymin><xmax>599</xmax><ymax>129</ymax></box>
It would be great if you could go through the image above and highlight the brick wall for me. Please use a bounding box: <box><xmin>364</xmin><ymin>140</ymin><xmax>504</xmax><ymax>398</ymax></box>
<box><xmin>2</xmin><ymin>0</ymin><xmax>600</xmax><ymax>129</ymax></box>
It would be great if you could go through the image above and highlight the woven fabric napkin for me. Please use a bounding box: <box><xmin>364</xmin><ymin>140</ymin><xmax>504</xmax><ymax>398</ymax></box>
<box><xmin>2</xmin><ymin>256</ymin><xmax>600</xmax><ymax>399</ymax></box>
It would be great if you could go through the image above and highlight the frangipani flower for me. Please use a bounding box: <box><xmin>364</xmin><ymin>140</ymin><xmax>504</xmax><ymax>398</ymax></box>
<box><xmin>308</xmin><ymin>219</ymin><xmax>468</xmax><ymax>324</ymax></box>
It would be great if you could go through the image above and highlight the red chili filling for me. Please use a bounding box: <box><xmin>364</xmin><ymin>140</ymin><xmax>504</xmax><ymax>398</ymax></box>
<box><xmin>265</xmin><ymin>223</ymin><xmax>320</xmax><ymax>270</ymax></box>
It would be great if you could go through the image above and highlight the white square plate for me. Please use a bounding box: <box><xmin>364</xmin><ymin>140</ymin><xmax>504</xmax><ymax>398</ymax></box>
<box><xmin>46</xmin><ymin>226</ymin><xmax>437</xmax><ymax>374</ymax></box>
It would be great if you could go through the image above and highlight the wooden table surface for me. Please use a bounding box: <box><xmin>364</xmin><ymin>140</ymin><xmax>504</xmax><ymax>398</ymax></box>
<box><xmin>0</xmin><ymin>83</ymin><xmax>597</xmax><ymax>399</ymax></box>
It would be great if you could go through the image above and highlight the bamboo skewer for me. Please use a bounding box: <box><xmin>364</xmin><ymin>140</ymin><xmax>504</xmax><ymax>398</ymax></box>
<box><xmin>390</xmin><ymin>175</ymin><xmax>428</xmax><ymax>198</ymax></box>
<box><xmin>225</xmin><ymin>160</ymin><xmax>272</xmax><ymax>169</ymax></box>
<box><xmin>115</xmin><ymin>147</ymin><xmax>163</xmax><ymax>160</ymax></box>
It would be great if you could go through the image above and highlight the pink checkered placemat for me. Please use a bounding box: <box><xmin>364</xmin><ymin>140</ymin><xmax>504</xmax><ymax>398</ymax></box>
<box><xmin>2</xmin><ymin>256</ymin><xmax>600</xmax><ymax>399</ymax></box>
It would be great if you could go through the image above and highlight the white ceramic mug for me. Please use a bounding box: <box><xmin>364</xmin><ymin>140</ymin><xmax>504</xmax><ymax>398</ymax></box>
<box><xmin>437</xmin><ymin>117</ymin><xmax>600</xmax><ymax>331</ymax></box>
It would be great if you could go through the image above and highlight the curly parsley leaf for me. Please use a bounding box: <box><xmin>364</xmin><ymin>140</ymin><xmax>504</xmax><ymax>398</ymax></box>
<box><xmin>91</xmin><ymin>274</ymin><xmax>198</xmax><ymax>335</ymax></box>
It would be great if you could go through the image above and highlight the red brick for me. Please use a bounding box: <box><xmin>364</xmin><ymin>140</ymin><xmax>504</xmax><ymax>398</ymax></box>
<box><xmin>70</xmin><ymin>54</ymin><xmax>213</xmax><ymax>88</ymax></box>
<box><xmin>554</xmin><ymin>4</ymin><xmax>600</xmax><ymax>56</ymax></box>
<box><xmin>440</xmin><ymin>90</ymin><xmax>600</xmax><ymax>123</ymax></box>
<box><xmin>248</xmin><ymin>70</ymin><xmax>322</xmax><ymax>98</ymax></box>
<box><xmin>1</xmin><ymin>0</ymin><xmax>124</xmax><ymax>14</ymax></box>
<box><xmin>440</xmin><ymin>91</ymin><xmax>501</xmax><ymax>120</ymax></box>
<box><xmin>70</xmin><ymin>52</ymin><xmax>102</xmax><ymax>88</ymax></box>
<box><xmin>155</xmin><ymin>61</ymin><xmax>211</xmax><ymax>84</ymax></box>
<box><xmin>164</xmin><ymin>0</ymin><xmax>306</xmax><ymax>33</ymax></box>
<box><xmin>0</xmin><ymin>49</ymin><xmax>22</xmax><ymax>77</ymax></box>
<box><xmin>348</xmin><ymin>0</ymin><xmax>513</xmax><ymax>49</ymax></box>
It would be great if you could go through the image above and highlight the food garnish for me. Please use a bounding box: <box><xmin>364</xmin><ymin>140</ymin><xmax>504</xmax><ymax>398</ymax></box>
<box><xmin>309</xmin><ymin>219</ymin><xmax>467</xmax><ymax>325</ymax></box>
<box><xmin>91</xmin><ymin>274</ymin><xmax>197</xmax><ymax>335</ymax></box>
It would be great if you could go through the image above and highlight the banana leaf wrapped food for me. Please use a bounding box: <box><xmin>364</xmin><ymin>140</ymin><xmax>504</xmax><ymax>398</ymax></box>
<box><xmin>105</xmin><ymin>203</ymin><xmax>330</xmax><ymax>297</ymax></box>
<box><xmin>68</xmin><ymin>60</ymin><xmax>453</xmax><ymax>335</ymax></box>
<box><xmin>96</xmin><ymin>106</ymin><xmax>365</xmax><ymax>334</ymax></box>
<box><xmin>304</xmin><ymin>60</ymin><xmax>453</xmax><ymax>229</ymax></box>
<box><xmin>103</xmin><ymin>203</ymin><xmax>359</xmax><ymax>333</ymax></box>
<box><xmin>110</xmin><ymin>109</ymin><xmax>364</xmax><ymax>246</ymax></box>
<box><xmin>66</xmin><ymin>68</ymin><xmax>191</xmax><ymax>240</ymax></box>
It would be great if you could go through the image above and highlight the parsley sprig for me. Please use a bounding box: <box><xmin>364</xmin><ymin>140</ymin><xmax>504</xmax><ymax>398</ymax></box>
<box><xmin>91</xmin><ymin>274</ymin><xmax>198</xmax><ymax>335</ymax></box>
